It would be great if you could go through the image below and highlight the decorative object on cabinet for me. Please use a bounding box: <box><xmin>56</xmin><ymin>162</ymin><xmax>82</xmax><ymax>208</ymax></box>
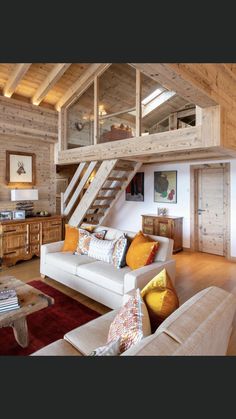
<box><xmin>6</xmin><ymin>151</ymin><xmax>36</xmax><ymax>186</ymax></box>
<box><xmin>157</xmin><ymin>207</ymin><xmax>168</xmax><ymax>216</ymax></box>
<box><xmin>0</xmin><ymin>211</ymin><xmax>12</xmax><ymax>221</ymax></box>
<box><xmin>154</xmin><ymin>171</ymin><xmax>177</xmax><ymax>203</ymax></box>
<box><xmin>125</xmin><ymin>172</ymin><xmax>144</xmax><ymax>202</ymax></box>
<box><xmin>142</xmin><ymin>214</ymin><xmax>183</xmax><ymax>253</ymax></box>
<box><xmin>12</xmin><ymin>210</ymin><xmax>25</xmax><ymax>220</ymax></box>
<box><xmin>0</xmin><ymin>215</ymin><xmax>62</xmax><ymax>267</ymax></box>
<box><xmin>11</xmin><ymin>189</ymin><xmax>39</xmax><ymax>218</ymax></box>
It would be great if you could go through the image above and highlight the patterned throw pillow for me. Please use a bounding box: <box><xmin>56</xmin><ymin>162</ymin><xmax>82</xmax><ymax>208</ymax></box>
<box><xmin>76</xmin><ymin>228</ymin><xmax>107</xmax><ymax>255</ymax></box>
<box><xmin>89</xmin><ymin>338</ymin><xmax>121</xmax><ymax>356</ymax></box>
<box><xmin>112</xmin><ymin>233</ymin><xmax>130</xmax><ymax>269</ymax></box>
<box><xmin>141</xmin><ymin>268</ymin><xmax>179</xmax><ymax>332</ymax></box>
<box><xmin>107</xmin><ymin>289</ymin><xmax>151</xmax><ymax>354</ymax></box>
<box><xmin>88</xmin><ymin>236</ymin><xmax>117</xmax><ymax>263</ymax></box>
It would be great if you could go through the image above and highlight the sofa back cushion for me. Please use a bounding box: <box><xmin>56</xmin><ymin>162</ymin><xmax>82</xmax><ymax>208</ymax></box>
<box><xmin>123</xmin><ymin>286</ymin><xmax>236</xmax><ymax>356</ymax></box>
<box><xmin>95</xmin><ymin>226</ymin><xmax>173</xmax><ymax>262</ymax></box>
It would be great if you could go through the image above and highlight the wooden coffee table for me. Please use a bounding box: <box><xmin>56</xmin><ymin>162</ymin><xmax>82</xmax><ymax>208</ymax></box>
<box><xmin>0</xmin><ymin>276</ymin><xmax>54</xmax><ymax>348</ymax></box>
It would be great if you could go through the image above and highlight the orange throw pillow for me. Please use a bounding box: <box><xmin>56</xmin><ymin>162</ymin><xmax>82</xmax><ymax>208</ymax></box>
<box><xmin>141</xmin><ymin>268</ymin><xmax>179</xmax><ymax>332</ymax></box>
<box><xmin>126</xmin><ymin>231</ymin><xmax>159</xmax><ymax>270</ymax></box>
<box><xmin>61</xmin><ymin>224</ymin><xmax>79</xmax><ymax>252</ymax></box>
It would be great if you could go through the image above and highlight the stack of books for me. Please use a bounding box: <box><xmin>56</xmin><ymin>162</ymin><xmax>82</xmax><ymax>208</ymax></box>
<box><xmin>0</xmin><ymin>289</ymin><xmax>20</xmax><ymax>313</ymax></box>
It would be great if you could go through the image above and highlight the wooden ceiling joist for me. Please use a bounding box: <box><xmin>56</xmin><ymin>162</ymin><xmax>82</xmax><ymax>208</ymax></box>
<box><xmin>3</xmin><ymin>63</ymin><xmax>31</xmax><ymax>98</ymax></box>
<box><xmin>56</xmin><ymin>63</ymin><xmax>111</xmax><ymax>111</ymax></box>
<box><xmin>32</xmin><ymin>63</ymin><xmax>71</xmax><ymax>106</ymax></box>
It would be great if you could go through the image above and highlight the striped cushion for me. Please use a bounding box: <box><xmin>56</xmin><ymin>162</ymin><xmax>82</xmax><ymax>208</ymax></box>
<box><xmin>88</xmin><ymin>236</ymin><xmax>117</xmax><ymax>263</ymax></box>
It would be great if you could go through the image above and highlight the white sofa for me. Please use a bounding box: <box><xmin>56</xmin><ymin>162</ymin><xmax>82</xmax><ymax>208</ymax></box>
<box><xmin>32</xmin><ymin>286</ymin><xmax>236</xmax><ymax>356</ymax></box>
<box><xmin>40</xmin><ymin>225</ymin><xmax>176</xmax><ymax>309</ymax></box>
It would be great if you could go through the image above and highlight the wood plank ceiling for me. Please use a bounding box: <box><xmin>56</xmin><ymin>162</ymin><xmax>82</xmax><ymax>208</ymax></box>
<box><xmin>0</xmin><ymin>63</ymin><xmax>190</xmax><ymax>128</ymax></box>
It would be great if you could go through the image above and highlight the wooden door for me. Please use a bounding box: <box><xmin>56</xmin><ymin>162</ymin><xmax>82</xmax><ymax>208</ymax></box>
<box><xmin>196</xmin><ymin>167</ymin><xmax>225</xmax><ymax>256</ymax></box>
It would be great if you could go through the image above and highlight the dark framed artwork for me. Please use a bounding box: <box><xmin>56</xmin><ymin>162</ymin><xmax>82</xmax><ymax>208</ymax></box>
<box><xmin>6</xmin><ymin>150</ymin><xmax>36</xmax><ymax>186</ymax></box>
<box><xmin>125</xmin><ymin>172</ymin><xmax>144</xmax><ymax>202</ymax></box>
<box><xmin>154</xmin><ymin>171</ymin><xmax>177</xmax><ymax>203</ymax></box>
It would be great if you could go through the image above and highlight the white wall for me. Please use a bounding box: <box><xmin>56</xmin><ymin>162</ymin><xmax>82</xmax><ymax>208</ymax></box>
<box><xmin>104</xmin><ymin>158</ymin><xmax>236</xmax><ymax>257</ymax></box>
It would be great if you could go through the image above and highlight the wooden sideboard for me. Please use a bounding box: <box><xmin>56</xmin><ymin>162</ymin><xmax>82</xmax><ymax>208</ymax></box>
<box><xmin>0</xmin><ymin>215</ymin><xmax>62</xmax><ymax>267</ymax></box>
<box><xmin>142</xmin><ymin>214</ymin><xmax>183</xmax><ymax>253</ymax></box>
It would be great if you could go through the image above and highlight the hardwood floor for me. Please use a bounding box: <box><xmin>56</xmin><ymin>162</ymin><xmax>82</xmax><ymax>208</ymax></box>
<box><xmin>1</xmin><ymin>251</ymin><xmax>236</xmax><ymax>354</ymax></box>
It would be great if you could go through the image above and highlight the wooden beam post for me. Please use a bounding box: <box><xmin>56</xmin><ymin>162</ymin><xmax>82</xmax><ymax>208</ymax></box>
<box><xmin>169</xmin><ymin>112</ymin><xmax>178</xmax><ymax>130</ymax></box>
<box><xmin>32</xmin><ymin>64</ymin><xmax>71</xmax><ymax>105</ymax></box>
<box><xmin>94</xmin><ymin>76</ymin><xmax>99</xmax><ymax>144</ymax></box>
<box><xmin>58</xmin><ymin>108</ymin><xmax>67</xmax><ymax>151</ymax></box>
<box><xmin>3</xmin><ymin>64</ymin><xmax>31</xmax><ymax>98</ymax></box>
<box><xmin>136</xmin><ymin>69</ymin><xmax>141</xmax><ymax>137</ymax></box>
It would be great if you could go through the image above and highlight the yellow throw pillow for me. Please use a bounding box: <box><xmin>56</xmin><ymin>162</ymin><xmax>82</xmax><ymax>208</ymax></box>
<box><xmin>126</xmin><ymin>231</ymin><xmax>159</xmax><ymax>270</ymax></box>
<box><xmin>80</xmin><ymin>224</ymin><xmax>96</xmax><ymax>232</ymax></box>
<box><xmin>141</xmin><ymin>268</ymin><xmax>179</xmax><ymax>332</ymax></box>
<box><xmin>61</xmin><ymin>224</ymin><xmax>79</xmax><ymax>252</ymax></box>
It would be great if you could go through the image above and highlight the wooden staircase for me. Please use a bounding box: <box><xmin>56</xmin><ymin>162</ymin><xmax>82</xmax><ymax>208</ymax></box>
<box><xmin>61</xmin><ymin>159</ymin><xmax>142</xmax><ymax>227</ymax></box>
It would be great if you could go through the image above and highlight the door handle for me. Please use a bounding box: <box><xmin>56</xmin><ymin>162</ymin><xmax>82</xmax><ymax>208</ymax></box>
<box><xmin>197</xmin><ymin>209</ymin><xmax>206</xmax><ymax>214</ymax></box>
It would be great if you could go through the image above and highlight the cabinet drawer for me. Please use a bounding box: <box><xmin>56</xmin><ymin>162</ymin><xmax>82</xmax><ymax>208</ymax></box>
<box><xmin>143</xmin><ymin>226</ymin><xmax>154</xmax><ymax>235</ymax></box>
<box><xmin>3</xmin><ymin>234</ymin><xmax>28</xmax><ymax>253</ymax></box>
<box><xmin>143</xmin><ymin>217</ymin><xmax>154</xmax><ymax>226</ymax></box>
<box><xmin>30</xmin><ymin>244</ymin><xmax>40</xmax><ymax>255</ymax></box>
<box><xmin>30</xmin><ymin>223</ymin><xmax>40</xmax><ymax>233</ymax></box>
<box><xmin>42</xmin><ymin>221</ymin><xmax>61</xmax><ymax>229</ymax></box>
<box><xmin>30</xmin><ymin>233</ymin><xmax>40</xmax><ymax>244</ymax></box>
<box><xmin>42</xmin><ymin>228</ymin><xmax>61</xmax><ymax>244</ymax></box>
<box><xmin>2</xmin><ymin>224</ymin><xmax>28</xmax><ymax>234</ymax></box>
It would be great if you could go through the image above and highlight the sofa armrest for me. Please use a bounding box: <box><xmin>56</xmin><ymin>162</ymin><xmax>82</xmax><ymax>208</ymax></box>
<box><xmin>123</xmin><ymin>259</ymin><xmax>176</xmax><ymax>294</ymax></box>
<box><xmin>40</xmin><ymin>241</ymin><xmax>64</xmax><ymax>273</ymax></box>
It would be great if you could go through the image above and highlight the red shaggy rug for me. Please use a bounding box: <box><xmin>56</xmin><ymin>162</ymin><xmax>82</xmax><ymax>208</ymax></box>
<box><xmin>0</xmin><ymin>279</ymin><xmax>100</xmax><ymax>356</ymax></box>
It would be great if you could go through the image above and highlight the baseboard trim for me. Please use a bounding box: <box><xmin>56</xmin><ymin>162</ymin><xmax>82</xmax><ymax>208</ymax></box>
<box><xmin>227</xmin><ymin>256</ymin><xmax>236</xmax><ymax>262</ymax></box>
<box><xmin>183</xmin><ymin>247</ymin><xmax>192</xmax><ymax>252</ymax></box>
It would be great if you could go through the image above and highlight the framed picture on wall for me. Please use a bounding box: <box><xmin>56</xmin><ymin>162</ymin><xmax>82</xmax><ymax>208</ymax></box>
<box><xmin>6</xmin><ymin>151</ymin><xmax>36</xmax><ymax>186</ymax></box>
<box><xmin>154</xmin><ymin>171</ymin><xmax>177</xmax><ymax>203</ymax></box>
<box><xmin>125</xmin><ymin>172</ymin><xmax>144</xmax><ymax>202</ymax></box>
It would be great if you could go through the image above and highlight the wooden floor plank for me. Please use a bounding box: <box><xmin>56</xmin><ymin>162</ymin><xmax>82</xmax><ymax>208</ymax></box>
<box><xmin>1</xmin><ymin>251</ymin><xmax>236</xmax><ymax>354</ymax></box>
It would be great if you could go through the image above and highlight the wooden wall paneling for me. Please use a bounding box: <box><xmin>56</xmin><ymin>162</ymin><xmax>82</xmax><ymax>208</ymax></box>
<box><xmin>0</xmin><ymin>137</ymin><xmax>56</xmax><ymax>214</ymax></box>
<box><xmin>166</xmin><ymin>64</ymin><xmax>236</xmax><ymax>111</ymax></box>
<box><xmin>3</xmin><ymin>64</ymin><xmax>32</xmax><ymax>98</ymax></box>
<box><xmin>0</xmin><ymin>96</ymin><xmax>58</xmax><ymax>143</ymax></box>
<box><xmin>201</xmin><ymin>105</ymin><xmax>221</xmax><ymax>147</ymax></box>
<box><xmin>57</xmin><ymin>126</ymin><xmax>202</xmax><ymax>164</ymax></box>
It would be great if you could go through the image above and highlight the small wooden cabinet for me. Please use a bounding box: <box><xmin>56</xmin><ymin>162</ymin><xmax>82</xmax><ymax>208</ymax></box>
<box><xmin>0</xmin><ymin>215</ymin><xmax>62</xmax><ymax>267</ymax></box>
<box><xmin>142</xmin><ymin>214</ymin><xmax>183</xmax><ymax>253</ymax></box>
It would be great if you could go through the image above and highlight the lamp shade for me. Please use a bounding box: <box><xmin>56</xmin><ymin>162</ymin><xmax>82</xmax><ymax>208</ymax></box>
<box><xmin>11</xmin><ymin>189</ymin><xmax>39</xmax><ymax>201</ymax></box>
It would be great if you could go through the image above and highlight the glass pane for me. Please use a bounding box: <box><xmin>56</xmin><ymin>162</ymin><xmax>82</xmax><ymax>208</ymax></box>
<box><xmin>98</xmin><ymin>64</ymin><xmax>136</xmax><ymax>143</ymax></box>
<box><xmin>141</xmin><ymin>73</ymin><xmax>195</xmax><ymax>135</ymax></box>
<box><xmin>67</xmin><ymin>83</ymin><xmax>94</xmax><ymax>148</ymax></box>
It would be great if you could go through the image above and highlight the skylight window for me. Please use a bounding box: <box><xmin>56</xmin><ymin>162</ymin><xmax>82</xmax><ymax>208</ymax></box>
<box><xmin>141</xmin><ymin>87</ymin><xmax>165</xmax><ymax>105</ymax></box>
<box><xmin>129</xmin><ymin>87</ymin><xmax>176</xmax><ymax>118</ymax></box>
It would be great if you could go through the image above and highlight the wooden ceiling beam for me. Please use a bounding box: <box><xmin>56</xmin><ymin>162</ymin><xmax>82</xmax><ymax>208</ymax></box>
<box><xmin>56</xmin><ymin>63</ymin><xmax>111</xmax><ymax>111</ymax></box>
<box><xmin>32</xmin><ymin>63</ymin><xmax>71</xmax><ymax>105</ymax></box>
<box><xmin>131</xmin><ymin>63</ymin><xmax>217</xmax><ymax>108</ymax></box>
<box><xmin>3</xmin><ymin>63</ymin><xmax>31</xmax><ymax>98</ymax></box>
